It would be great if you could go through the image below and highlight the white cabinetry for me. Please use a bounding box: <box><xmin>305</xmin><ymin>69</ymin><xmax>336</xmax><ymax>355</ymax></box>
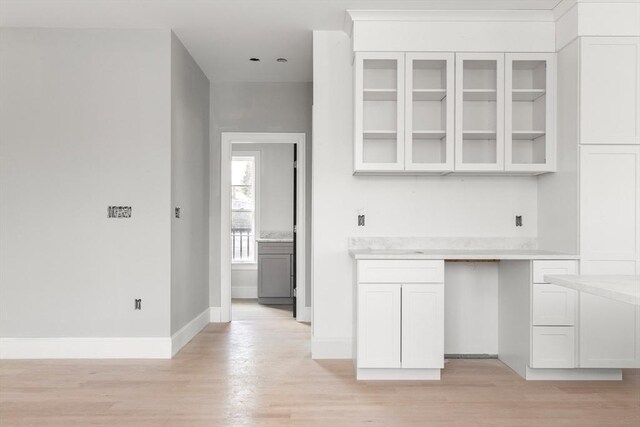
<box><xmin>355</xmin><ymin>260</ymin><xmax>444</xmax><ymax>380</ymax></box>
<box><xmin>354</xmin><ymin>52</ymin><xmax>405</xmax><ymax>172</ymax></box>
<box><xmin>354</xmin><ymin>51</ymin><xmax>556</xmax><ymax>174</ymax></box>
<box><xmin>580</xmin><ymin>37</ymin><xmax>640</xmax><ymax>145</ymax></box>
<box><xmin>505</xmin><ymin>53</ymin><xmax>556</xmax><ymax>172</ymax></box>
<box><xmin>405</xmin><ymin>53</ymin><xmax>455</xmax><ymax>171</ymax></box>
<box><xmin>455</xmin><ymin>53</ymin><xmax>504</xmax><ymax>171</ymax></box>
<box><xmin>578</xmin><ymin>145</ymin><xmax>640</xmax><ymax>368</ymax></box>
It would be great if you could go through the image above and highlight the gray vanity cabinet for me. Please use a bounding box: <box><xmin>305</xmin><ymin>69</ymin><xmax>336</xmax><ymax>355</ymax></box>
<box><xmin>258</xmin><ymin>242</ymin><xmax>293</xmax><ymax>305</ymax></box>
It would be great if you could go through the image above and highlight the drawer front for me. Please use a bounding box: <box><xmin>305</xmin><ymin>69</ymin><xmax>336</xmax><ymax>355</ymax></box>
<box><xmin>531</xmin><ymin>326</ymin><xmax>576</xmax><ymax>368</ymax></box>
<box><xmin>258</xmin><ymin>243</ymin><xmax>293</xmax><ymax>254</ymax></box>
<box><xmin>532</xmin><ymin>283</ymin><xmax>577</xmax><ymax>326</ymax></box>
<box><xmin>533</xmin><ymin>260</ymin><xmax>578</xmax><ymax>283</ymax></box>
<box><xmin>357</xmin><ymin>260</ymin><xmax>444</xmax><ymax>284</ymax></box>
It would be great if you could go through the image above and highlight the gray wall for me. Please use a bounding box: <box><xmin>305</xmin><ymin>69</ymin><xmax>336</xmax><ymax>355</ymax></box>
<box><xmin>170</xmin><ymin>33</ymin><xmax>210</xmax><ymax>334</ymax></box>
<box><xmin>0</xmin><ymin>29</ymin><xmax>172</xmax><ymax>337</ymax></box>
<box><xmin>209</xmin><ymin>82</ymin><xmax>313</xmax><ymax>307</ymax></box>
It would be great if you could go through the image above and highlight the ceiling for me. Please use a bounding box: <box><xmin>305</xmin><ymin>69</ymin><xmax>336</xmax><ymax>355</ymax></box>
<box><xmin>0</xmin><ymin>0</ymin><xmax>564</xmax><ymax>82</ymax></box>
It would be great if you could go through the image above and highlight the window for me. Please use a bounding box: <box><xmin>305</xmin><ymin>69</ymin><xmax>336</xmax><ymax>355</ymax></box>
<box><xmin>231</xmin><ymin>154</ymin><xmax>258</xmax><ymax>263</ymax></box>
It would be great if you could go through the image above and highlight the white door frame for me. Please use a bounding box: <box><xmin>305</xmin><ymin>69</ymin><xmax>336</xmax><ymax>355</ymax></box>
<box><xmin>220</xmin><ymin>132</ymin><xmax>307</xmax><ymax>322</ymax></box>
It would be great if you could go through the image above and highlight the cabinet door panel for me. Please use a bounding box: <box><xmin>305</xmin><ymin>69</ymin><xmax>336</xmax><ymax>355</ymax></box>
<box><xmin>580</xmin><ymin>145</ymin><xmax>640</xmax><ymax>272</ymax></box>
<box><xmin>401</xmin><ymin>284</ymin><xmax>444</xmax><ymax>369</ymax></box>
<box><xmin>405</xmin><ymin>53</ymin><xmax>454</xmax><ymax>172</ymax></box>
<box><xmin>357</xmin><ymin>284</ymin><xmax>401</xmax><ymax>368</ymax></box>
<box><xmin>354</xmin><ymin>52</ymin><xmax>405</xmax><ymax>173</ymax></box>
<box><xmin>505</xmin><ymin>53</ymin><xmax>556</xmax><ymax>172</ymax></box>
<box><xmin>532</xmin><ymin>283</ymin><xmax>576</xmax><ymax>326</ymax></box>
<box><xmin>580</xmin><ymin>293</ymin><xmax>640</xmax><ymax>368</ymax></box>
<box><xmin>531</xmin><ymin>326</ymin><xmax>575</xmax><ymax>368</ymax></box>
<box><xmin>581</xmin><ymin>37</ymin><xmax>640</xmax><ymax>145</ymax></box>
<box><xmin>455</xmin><ymin>53</ymin><xmax>505</xmax><ymax>171</ymax></box>
<box><xmin>258</xmin><ymin>255</ymin><xmax>292</xmax><ymax>298</ymax></box>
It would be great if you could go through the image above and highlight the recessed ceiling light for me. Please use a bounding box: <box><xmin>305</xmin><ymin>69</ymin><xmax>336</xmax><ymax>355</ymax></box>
<box><xmin>276</xmin><ymin>58</ymin><xmax>288</xmax><ymax>63</ymax></box>
<box><xmin>249</xmin><ymin>57</ymin><xmax>260</xmax><ymax>62</ymax></box>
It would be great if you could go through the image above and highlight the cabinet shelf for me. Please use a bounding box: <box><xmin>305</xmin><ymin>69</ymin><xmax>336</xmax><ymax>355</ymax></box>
<box><xmin>413</xmin><ymin>89</ymin><xmax>446</xmax><ymax>101</ymax></box>
<box><xmin>363</xmin><ymin>89</ymin><xmax>397</xmax><ymax>101</ymax></box>
<box><xmin>463</xmin><ymin>89</ymin><xmax>497</xmax><ymax>101</ymax></box>
<box><xmin>413</xmin><ymin>130</ymin><xmax>446</xmax><ymax>140</ymax></box>
<box><xmin>512</xmin><ymin>131</ymin><xmax>545</xmax><ymax>140</ymax></box>
<box><xmin>512</xmin><ymin>89</ymin><xmax>546</xmax><ymax>101</ymax></box>
<box><xmin>463</xmin><ymin>131</ymin><xmax>497</xmax><ymax>140</ymax></box>
<box><xmin>363</xmin><ymin>131</ymin><xmax>397</xmax><ymax>140</ymax></box>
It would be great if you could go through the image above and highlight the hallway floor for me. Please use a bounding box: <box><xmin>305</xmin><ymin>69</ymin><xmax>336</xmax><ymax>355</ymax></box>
<box><xmin>1</xmin><ymin>301</ymin><xmax>639</xmax><ymax>426</ymax></box>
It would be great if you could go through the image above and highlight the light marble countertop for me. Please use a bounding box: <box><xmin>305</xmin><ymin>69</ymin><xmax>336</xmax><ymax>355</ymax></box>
<box><xmin>256</xmin><ymin>238</ymin><xmax>293</xmax><ymax>243</ymax></box>
<box><xmin>349</xmin><ymin>248</ymin><xmax>579</xmax><ymax>260</ymax></box>
<box><xmin>544</xmin><ymin>275</ymin><xmax>640</xmax><ymax>306</ymax></box>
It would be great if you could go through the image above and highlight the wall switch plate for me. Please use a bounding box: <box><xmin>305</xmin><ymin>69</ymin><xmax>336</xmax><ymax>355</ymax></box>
<box><xmin>134</xmin><ymin>299</ymin><xmax>142</xmax><ymax>310</ymax></box>
<box><xmin>358</xmin><ymin>215</ymin><xmax>365</xmax><ymax>226</ymax></box>
<box><xmin>515</xmin><ymin>215</ymin><xmax>523</xmax><ymax>227</ymax></box>
<box><xmin>175</xmin><ymin>207</ymin><xmax>180</xmax><ymax>218</ymax></box>
<box><xmin>108</xmin><ymin>206</ymin><xmax>132</xmax><ymax>218</ymax></box>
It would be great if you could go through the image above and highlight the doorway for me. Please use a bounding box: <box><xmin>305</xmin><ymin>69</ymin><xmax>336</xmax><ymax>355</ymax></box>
<box><xmin>220</xmin><ymin>132</ymin><xmax>307</xmax><ymax>322</ymax></box>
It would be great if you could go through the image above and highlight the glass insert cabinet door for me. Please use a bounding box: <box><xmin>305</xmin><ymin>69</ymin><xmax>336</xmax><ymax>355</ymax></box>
<box><xmin>405</xmin><ymin>53</ymin><xmax>455</xmax><ymax>172</ymax></box>
<box><xmin>505</xmin><ymin>53</ymin><xmax>556</xmax><ymax>172</ymax></box>
<box><xmin>354</xmin><ymin>52</ymin><xmax>405</xmax><ymax>172</ymax></box>
<box><xmin>455</xmin><ymin>53</ymin><xmax>505</xmax><ymax>171</ymax></box>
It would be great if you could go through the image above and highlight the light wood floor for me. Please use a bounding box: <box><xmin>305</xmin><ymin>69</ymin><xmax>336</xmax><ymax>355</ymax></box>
<box><xmin>1</xmin><ymin>300</ymin><xmax>639</xmax><ymax>426</ymax></box>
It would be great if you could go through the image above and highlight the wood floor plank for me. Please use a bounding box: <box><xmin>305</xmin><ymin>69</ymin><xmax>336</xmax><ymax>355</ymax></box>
<box><xmin>1</xmin><ymin>300</ymin><xmax>638</xmax><ymax>426</ymax></box>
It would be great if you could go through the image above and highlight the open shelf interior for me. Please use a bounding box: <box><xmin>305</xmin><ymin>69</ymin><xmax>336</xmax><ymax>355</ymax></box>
<box><xmin>460</xmin><ymin>59</ymin><xmax>499</xmax><ymax>165</ymax></box>
<box><xmin>362</xmin><ymin>58</ymin><xmax>400</xmax><ymax>165</ymax></box>
<box><xmin>363</xmin><ymin>138</ymin><xmax>397</xmax><ymax>164</ymax></box>
<box><xmin>409</xmin><ymin>59</ymin><xmax>448</xmax><ymax>165</ymax></box>
<box><xmin>510</xmin><ymin>59</ymin><xmax>547</xmax><ymax>165</ymax></box>
<box><xmin>412</xmin><ymin>138</ymin><xmax>447</xmax><ymax>164</ymax></box>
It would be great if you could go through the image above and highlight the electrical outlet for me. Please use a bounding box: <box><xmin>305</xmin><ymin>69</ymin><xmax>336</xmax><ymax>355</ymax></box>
<box><xmin>175</xmin><ymin>207</ymin><xmax>181</xmax><ymax>218</ymax></box>
<box><xmin>515</xmin><ymin>215</ymin><xmax>523</xmax><ymax>227</ymax></box>
<box><xmin>358</xmin><ymin>215</ymin><xmax>365</xmax><ymax>226</ymax></box>
<box><xmin>134</xmin><ymin>299</ymin><xmax>142</xmax><ymax>310</ymax></box>
<box><xmin>108</xmin><ymin>206</ymin><xmax>132</xmax><ymax>218</ymax></box>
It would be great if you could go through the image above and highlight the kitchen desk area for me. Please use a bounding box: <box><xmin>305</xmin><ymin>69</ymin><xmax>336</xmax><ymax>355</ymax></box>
<box><xmin>350</xmin><ymin>238</ymin><xmax>640</xmax><ymax>381</ymax></box>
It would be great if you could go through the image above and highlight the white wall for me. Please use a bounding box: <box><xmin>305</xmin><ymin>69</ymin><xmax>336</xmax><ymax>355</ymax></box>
<box><xmin>170</xmin><ymin>33</ymin><xmax>210</xmax><ymax>334</ymax></box>
<box><xmin>312</xmin><ymin>31</ymin><xmax>538</xmax><ymax>358</ymax></box>
<box><xmin>0</xmin><ymin>29</ymin><xmax>172</xmax><ymax>337</ymax></box>
<box><xmin>209</xmin><ymin>82</ymin><xmax>312</xmax><ymax>307</ymax></box>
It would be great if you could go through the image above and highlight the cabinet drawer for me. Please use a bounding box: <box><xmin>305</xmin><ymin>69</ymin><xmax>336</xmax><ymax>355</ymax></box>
<box><xmin>531</xmin><ymin>326</ymin><xmax>576</xmax><ymax>368</ymax></box>
<box><xmin>532</xmin><ymin>283</ymin><xmax>577</xmax><ymax>326</ymax></box>
<box><xmin>258</xmin><ymin>242</ymin><xmax>293</xmax><ymax>254</ymax></box>
<box><xmin>357</xmin><ymin>260</ymin><xmax>444</xmax><ymax>284</ymax></box>
<box><xmin>532</xmin><ymin>260</ymin><xmax>578</xmax><ymax>283</ymax></box>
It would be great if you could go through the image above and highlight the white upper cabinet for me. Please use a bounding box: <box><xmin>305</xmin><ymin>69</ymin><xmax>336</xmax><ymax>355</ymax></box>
<box><xmin>505</xmin><ymin>53</ymin><xmax>556</xmax><ymax>172</ymax></box>
<box><xmin>405</xmin><ymin>53</ymin><xmax>454</xmax><ymax>172</ymax></box>
<box><xmin>353</xmin><ymin>51</ymin><xmax>556</xmax><ymax>174</ymax></box>
<box><xmin>580</xmin><ymin>37</ymin><xmax>640</xmax><ymax>145</ymax></box>
<box><xmin>455</xmin><ymin>53</ymin><xmax>505</xmax><ymax>171</ymax></box>
<box><xmin>354</xmin><ymin>52</ymin><xmax>405</xmax><ymax>172</ymax></box>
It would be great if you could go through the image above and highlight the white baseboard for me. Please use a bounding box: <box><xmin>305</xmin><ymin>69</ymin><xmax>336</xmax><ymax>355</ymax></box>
<box><xmin>171</xmin><ymin>308</ymin><xmax>210</xmax><ymax>357</ymax></box>
<box><xmin>311</xmin><ymin>337</ymin><xmax>352</xmax><ymax>359</ymax></box>
<box><xmin>231</xmin><ymin>285</ymin><xmax>258</xmax><ymax>299</ymax></box>
<box><xmin>525</xmin><ymin>366</ymin><xmax>622</xmax><ymax>381</ymax></box>
<box><xmin>357</xmin><ymin>368</ymin><xmax>441</xmax><ymax>380</ymax></box>
<box><xmin>209</xmin><ymin>306</ymin><xmax>224</xmax><ymax>323</ymax></box>
<box><xmin>297</xmin><ymin>306</ymin><xmax>311</xmax><ymax>322</ymax></box>
<box><xmin>0</xmin><ymin>337</ymin><xmax>171</xmax><ymax>359</ymax></box>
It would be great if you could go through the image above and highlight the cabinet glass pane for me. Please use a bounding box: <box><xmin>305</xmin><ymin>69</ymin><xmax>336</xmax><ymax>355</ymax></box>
<box><xmin>362</xmin><ymin>59</ymin><xmax>399</xmax><ymax>165</ymax></box>
<box><xmin>510</xmin><ymin>60</ymin><xmax>547</xmax><ymax>165</ymax></box>
<box><xmin>461</xmin><ymin>60</ymin><xmax>498</xmax><ymax>165</ymax></box>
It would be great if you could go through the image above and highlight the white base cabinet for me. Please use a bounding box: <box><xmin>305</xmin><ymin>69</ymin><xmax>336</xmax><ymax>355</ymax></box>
<box><xmin>355</xmin><ymin>260</ymin><xmax>444</xmax><ymax>380</ymax></box>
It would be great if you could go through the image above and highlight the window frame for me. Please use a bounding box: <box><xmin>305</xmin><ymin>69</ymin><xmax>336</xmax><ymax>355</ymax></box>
<box><xmin>231</xmin><ymin>151</ymin><xmax>260</xmax><ymax>268</ymax></box>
